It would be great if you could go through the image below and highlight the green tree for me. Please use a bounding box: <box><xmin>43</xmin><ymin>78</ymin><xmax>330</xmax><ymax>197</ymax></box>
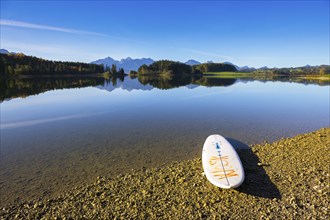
<box><xmin>118</xmin><ymin>68</ymin><xmax>125</xmax><ymax>75</ymax></box>
<box><xmin>111</xmin><ymin>64</ymin><xmax>117</xmax><ymax>74</ymax></box>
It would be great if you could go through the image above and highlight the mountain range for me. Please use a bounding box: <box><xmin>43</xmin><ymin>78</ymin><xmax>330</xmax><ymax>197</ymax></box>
<box><xmin>91</xmin><ymin>57</ymin><xmax>154</xmax><ymax>73</ymax></box>
<box><xmin>0</xmin><ymin>49</ymin><xmax>260</xmax><ymax>72</ymax></box>
<box><xmin>2</xmin><ymin>49</ymin><xmax>325</xmax><ymax>73</ymax></box>
<box><xmin>91</xmin><ymin>56</ymin><xmax>259</xmax><ymax>73</ymax></box>
<box><xmin>10</xmin><ymin>48</ymin><xmax>316</xmax><ymax>73</ymax></box>
<box><xmin>91</xmin><ymin>57</ymin><xmax>206</xmax><ymax>73</ymax></box>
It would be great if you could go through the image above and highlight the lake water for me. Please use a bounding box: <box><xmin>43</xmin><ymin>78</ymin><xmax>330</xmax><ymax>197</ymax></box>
<box><xmin>0</xmin><ymin>75</ymin><xmax>329</xmax><ymax>206</ymax></box>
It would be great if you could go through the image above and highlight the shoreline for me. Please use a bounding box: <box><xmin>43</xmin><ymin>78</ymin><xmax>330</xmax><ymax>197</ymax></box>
<box><xmin>1</xmin><ymin>128</ymin><xmax>329</xmax><ymax>218</ymax></box>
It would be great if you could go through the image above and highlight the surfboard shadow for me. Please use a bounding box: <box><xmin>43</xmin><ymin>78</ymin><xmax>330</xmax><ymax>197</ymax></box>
<box><xmin>227</xmin><ymin>138</ymin><xmax>282</xmax><ymax>199</ymax></box>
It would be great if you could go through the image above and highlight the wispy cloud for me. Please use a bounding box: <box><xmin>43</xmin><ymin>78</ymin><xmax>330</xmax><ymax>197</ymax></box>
<box><xmin>2</xmin><ymin>40</ymin><xmax>70</xmax><ymax>54</ymax></box>
<box><xmin>1</xmin><ymin>39</ymin><xmax>109</xmax><ymax>62</ymax></box>
<box><xmin>181</xmin><ymin>48</ymin><xmax>234</xmax><ymax>62</ymax></box>
<box><xmin>0</xmin><ymin>19</ymin><xmax>106</xmax><ymax>36</ymax></box>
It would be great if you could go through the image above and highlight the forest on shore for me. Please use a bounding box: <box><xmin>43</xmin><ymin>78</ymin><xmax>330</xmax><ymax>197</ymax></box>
<box><xmin>137</xmin><ymin>60</ymin><xmax>329</xmax><ymax>76</ymax></box>
<box><xmin>137</xmin><ymin>60</ymin><xmax>237</xmax><ymax>75</ymax></box>
<box><xmin>250</xmin><ymin>65</ymin><xmax>330</xmax><ymax>76</ymax></box>
<box><xmin>0</xmin><ymin>53</ymin><xmax>104</xmax><ymax>75</ymax></box>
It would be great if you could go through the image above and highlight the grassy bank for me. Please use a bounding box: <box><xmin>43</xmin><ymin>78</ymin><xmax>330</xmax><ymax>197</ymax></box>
<box><xmin>203</xmin><ymin>72</ymin><xmax>330</xmax><ymax>82</ymax></box>
<box><xmin>297</xmin><ymin>74</ymin><xmax>330</xmax><ymax>82</ymax></box>
<box><xmin>1</xmin><ymin>128</ymin><xmax>329</xmax><ymax>219</ymax></box>
<box><xmin>203</xmin><ymin>72</ymin><xmax>251</xmax><ymax>78</ymax></box>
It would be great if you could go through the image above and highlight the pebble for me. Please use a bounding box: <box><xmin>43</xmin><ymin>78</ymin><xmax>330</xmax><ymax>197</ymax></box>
<box><xmin>0</xmin><ymin>128</ymin><xmax>329</xmax><ymax>219</ymax></box>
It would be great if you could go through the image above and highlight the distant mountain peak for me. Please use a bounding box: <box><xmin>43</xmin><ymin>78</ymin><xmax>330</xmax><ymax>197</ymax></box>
<box><xmin>0</xmin><ymin>49</ymin><xmax>10</xmax><ymax>54</ymax></box>
<box><xmin>223</xmin><ymin>61</ymin><xmax>234</xmax><ymax>65</ymax></box>
<box><xmin>119</xmin><ymin>57</ymin><xmax>134</xmax><ymax>64</ymax></box>
<box><xmin>185</xmin><ymin>59</ymin><xmax>201</xmax><ymax>65</ymax></box>
<box><xmin>92</xmin><ymin>56</ymin><xmax>154</xmax><ymax>73</ymax></box>
<box><xmin>96</xmin><ymin>56</ymin><xmax>115</xmax><ymax>62</ymax></box>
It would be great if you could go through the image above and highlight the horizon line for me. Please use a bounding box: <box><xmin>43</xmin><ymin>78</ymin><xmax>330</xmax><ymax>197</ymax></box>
<box><xmin>1</xmin><ymin>48</ymin><xmax>328</xmax><ymax>69</ymax></box>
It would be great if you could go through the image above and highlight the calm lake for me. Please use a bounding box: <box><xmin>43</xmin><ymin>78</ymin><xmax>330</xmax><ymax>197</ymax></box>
<box><xmin>0</xmin><ymin>75</ymin><xmax>329</xmax><ymax>206</ymax></box>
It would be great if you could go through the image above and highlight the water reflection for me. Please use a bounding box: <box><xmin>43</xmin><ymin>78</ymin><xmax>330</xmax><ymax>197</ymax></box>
<box><xmin>0</xmin><ymin>76</ymin><xmax>105</xmax><ymax>102</ymax></box>
<box><xmin>0</xmin><ymin>74</ymin><xmax>329</xmax><ymax>206</ymax></box>
<box><xmin>137</xmin><ymin>74</ymin><xmax>237</xmax><ymax>89</ymax></box>
<box><xmin>1</xmin><ymin>75</ymin><xmax>236</xmax><ymax>101</ymax></box>
<box><xmin>2</xmin><ymin>74</ymin><xmax>327</xmax><ymax>102</ymax></box>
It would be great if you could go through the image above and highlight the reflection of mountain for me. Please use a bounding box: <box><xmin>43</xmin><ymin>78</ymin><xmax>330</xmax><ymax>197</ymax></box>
<box><xmin>3</xmin><ymin>74</ymin><xmax>326</xmax><ymax>101</ymax></box>
<box><xmin>97</xmin><ymin>77</ymin><xmax>153</xmax><ymax>92</ymax></box>
<box><xmin>98</xmin><ymin>76</ymin><xmax>228</xmax><ymax>92</ymax></box>
<box><xmin>0</xmin><ymin>77</ymin><xmax>105</xmax><ymax>102</ymax></box>
<box><xmin>185</xmin><ymin>84</ymin><xmax>200</xmax><ymax>89</ymax></box>
<box><xmin>98</xmin><ymin>75</ymin><xmax>238</xmax><ymax>92</ymax></box>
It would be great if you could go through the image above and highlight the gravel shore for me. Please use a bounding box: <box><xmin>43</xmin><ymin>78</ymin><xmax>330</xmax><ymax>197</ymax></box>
<box><xmin>1</xmin><ymin>128</ymin><xmax>329</xmax><ymax>219</ymax></box>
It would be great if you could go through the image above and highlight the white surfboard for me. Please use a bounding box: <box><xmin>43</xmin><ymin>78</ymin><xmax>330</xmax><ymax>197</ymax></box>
<box><xmin>202</xmin><ymin>134</ymin><xmax>245</xmax><ymax>188</ymax></box>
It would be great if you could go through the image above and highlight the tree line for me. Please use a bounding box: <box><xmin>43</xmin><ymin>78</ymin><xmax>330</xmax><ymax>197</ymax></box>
<box><xmin>193</xmin><ymin>63</ymin><xmax>237</xmax><ymax>73</ymax></box>
<box><xmin>0</xmin><ymin>53</ymin><xmax>104</xmax><ymax>75</ymax></box>
<box><xmin>138</xmin><ymin>60</ymin><xmax>192</xmax><ymax>75</ymax></box>
<box><xmin>137</xmin><ymin>60</ymin><xmax>237</xmax><ymax>75</ymax></box>
<box><xmin>251</xmin><ymin>65</ymin><xmax>330</xmax><ymax>76</ymax></box>
<box><xmin>104</xmin><ymin>64</ymin><xmax>125</xmax><ymax>76</ymax></box>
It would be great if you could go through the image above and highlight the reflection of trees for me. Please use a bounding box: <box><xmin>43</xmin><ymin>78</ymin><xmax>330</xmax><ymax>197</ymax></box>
<box><xmin>241</xmin><ymin>75</ymin><xmax>330</xmax><ymax>86</ymax></box>
<box><xmin>138</xmin><ymin>74</ymin><xmax>197</xmax><ymax>89</ymax></box>
<box><xmin>138</xmin><ymin>74</ymin><xmax>328</xmax><ymax>90</ymax></box>
<box><xmin>2</xmin><ymin>74</ymin><xmax>327</xmax><ymax>102</ymax></box>
<box><xmin>103</xmin><ymin>74</ymin><xmax>125</xmax><ymax>87</ymax></box>
<box><xmin>0</xmin><ymin>77</ymin><xmax>105</xmax><ymax>101</ymax></box>
<box><xmin>138</xmin><ymin>74</ymin><xmax>237</xmax><ymax>89</ymax></box>
<box><xmin>196</xmin><ymin>77</ymin><xmax>237</xmax><ymax>87</ymax></box>
<box><xmin>0</xmin><ymin>74</ymin><xmax>132</xmax><ymax>101</ymax></box>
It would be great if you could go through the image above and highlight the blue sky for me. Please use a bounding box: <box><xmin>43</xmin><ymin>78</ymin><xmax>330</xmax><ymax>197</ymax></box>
<box><xmin>1</xmin><ymin>1</ymin><xmax>329</xmax><ymax>68</ymax></box>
